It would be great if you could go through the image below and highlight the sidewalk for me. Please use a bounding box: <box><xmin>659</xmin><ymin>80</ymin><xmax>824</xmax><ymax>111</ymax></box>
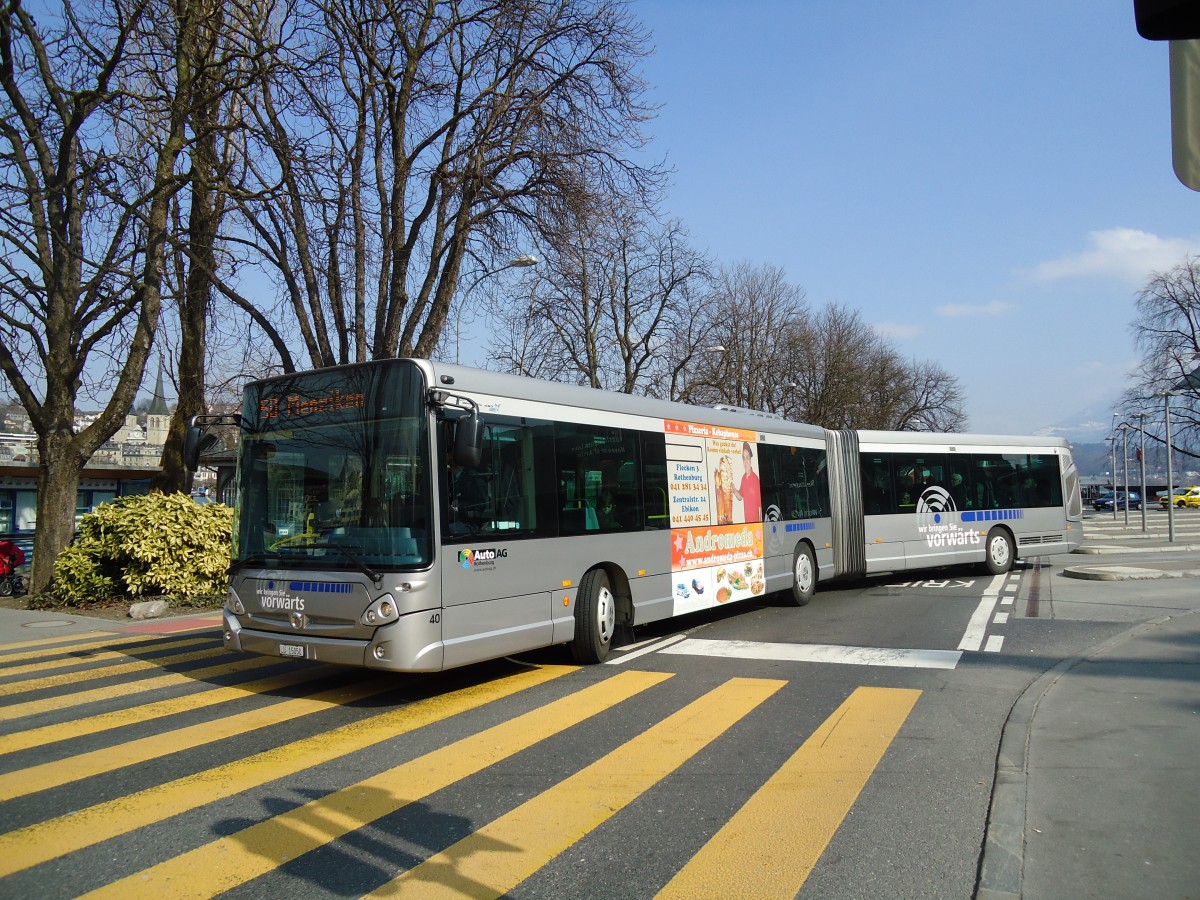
<box><xmin>978</xmin><ymin>610</ymin><xmax>1200</xmax><ymax>899</ymax></box>
<box><xmin>979</xmin><ymin>525</ymin><xmax>1200</xmax><ymax>899</ymax></box>
<box><xmin>0</xmin><ymin>605</ymin><xmax>221</xmax><ymax>644</ymax></box>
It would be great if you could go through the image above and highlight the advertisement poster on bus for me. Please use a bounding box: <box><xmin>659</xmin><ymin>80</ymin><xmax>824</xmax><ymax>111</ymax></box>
<box><xmin>664</xmin><ymin>420</ymin><xmax>766</xmax><ymax>615</ymax></box>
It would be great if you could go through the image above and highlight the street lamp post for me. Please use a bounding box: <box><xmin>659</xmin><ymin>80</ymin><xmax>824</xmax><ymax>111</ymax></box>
<box><xmin>454</xmin><ymin>255</ymin><xmax>538</xmax><ymax>364</ymax></box>
<box><xmin>1106</xmin><ymin>434</ymin><xmax>1118</xmax><ymax>521</ymax></box>
<box><xmin>1163</xmin><ymin>363</ymin><xmax>1200</xmax><ymax>543</ymax></box>
<box><xmin>1120</xmin><ymin>424</ymin><xmax>1130</xmax><ymax>527</ymax></box>
<box><xmin>1165</xmin><ymin>392</ymin><xmax>1176</xmax><ymax>542</ymax></box>
<box><xmin>1109</xmin><ymin>414</ymin><xmax>1119</xmax><ymax>521</ymax></box>
<box><xmin>1136</xmin><ymin>413</ymin><xmax>1148</xmax><ymax>532</ymax></box>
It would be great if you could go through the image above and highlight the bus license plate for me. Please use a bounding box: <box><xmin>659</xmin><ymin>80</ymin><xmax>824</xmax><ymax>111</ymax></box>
<box><xmin>279</xmin><ymin>643</ymin><xmax>305</xmax><ymax>659</ymax></box>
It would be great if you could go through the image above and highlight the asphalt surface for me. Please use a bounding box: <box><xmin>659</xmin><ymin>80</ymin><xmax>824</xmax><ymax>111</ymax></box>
<box><xmin>1</xmin><ymin>512</ymin><xmax>1197</xmax><ymax>898</ymax></box>
<box><xmin>978</xmin><ymin>514</ymin><xmax>1200</xmax><ymax>900</ymax></box>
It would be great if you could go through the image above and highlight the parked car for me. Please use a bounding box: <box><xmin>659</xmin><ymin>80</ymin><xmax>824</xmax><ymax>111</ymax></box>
<box><xmin>1093</xmin><ymin>491</ymin><xmax>1141</xmax><ymax>511</ymax></box>
<box><xmin>1160</xmin><ymin>486</ymin><xmax>1200</xmax><ymax>509</ymax></box>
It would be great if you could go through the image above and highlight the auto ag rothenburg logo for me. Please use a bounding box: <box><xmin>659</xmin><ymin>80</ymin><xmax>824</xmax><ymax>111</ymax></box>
<box><xmin>459</xmin><ymin>548</ymin><xmax>506</xmax><ymax>569</ymax></box>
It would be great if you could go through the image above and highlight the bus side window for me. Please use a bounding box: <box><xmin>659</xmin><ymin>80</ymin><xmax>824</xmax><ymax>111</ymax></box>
<box><xmin>640</xmin><ymin>432</ymin><xmax>669</xmax><ymax>530</ymax></box>
<box><xmin>860</xmin><ymin>455</ymin><xmax>894</xmax><ymax>515</ymax></box>
<box><xmin>946</xmin><ymin>457</ymin><xmax>973</xmax><ymax>510</ymax></box>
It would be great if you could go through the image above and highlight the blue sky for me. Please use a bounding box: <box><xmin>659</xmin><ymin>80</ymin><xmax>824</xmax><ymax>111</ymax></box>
<box><xmin>630</xmin><ymin>0</ymin><xmax>1200</xmax><ymax>437</ymax></box>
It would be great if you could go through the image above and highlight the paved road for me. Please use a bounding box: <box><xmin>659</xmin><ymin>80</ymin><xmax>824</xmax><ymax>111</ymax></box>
<box><xmin>0</xmin><ymin>515</ymin><xmax>1196</xmax><ymax>898</ymax></box>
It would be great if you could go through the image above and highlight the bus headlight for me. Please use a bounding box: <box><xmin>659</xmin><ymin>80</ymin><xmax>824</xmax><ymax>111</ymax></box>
<box><xmin>360</xmin><ymin>595</ymin><xmax>399</xmax><ymax>626</ymax></box>
<box><xmin>226</xmin><ymin>595</ymin><xmax>246</xmax><ymax>615</ymax></box>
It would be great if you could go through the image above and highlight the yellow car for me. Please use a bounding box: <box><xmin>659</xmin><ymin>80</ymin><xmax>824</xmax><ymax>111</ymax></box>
<box><xmin>1161</xmin><ymin>486</ymin><xmax>1200</xmax><ymax>509</ymax></box>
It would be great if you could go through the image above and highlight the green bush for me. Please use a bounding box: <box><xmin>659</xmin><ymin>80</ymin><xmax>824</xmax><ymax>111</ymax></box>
<box><xmin>52</xmin><ymin>492</ymin><xmax>232</xmax><ymax>606</ymax></box>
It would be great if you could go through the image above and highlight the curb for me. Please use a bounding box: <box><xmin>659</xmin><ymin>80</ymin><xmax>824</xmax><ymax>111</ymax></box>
<box><xmin>1062</xmin><ymin>565</ymin><xmax>1200</xmax><ymax>581</ymax></box>
<box><xmin>974</xmin><ymin>612</ymin><xmax>1193</xmax><ymax>900</ymax></box>
<box><xmin>1074</xmin><ymin>543</ymin><xmax>1200</xmax><ymax>554</ymax></box>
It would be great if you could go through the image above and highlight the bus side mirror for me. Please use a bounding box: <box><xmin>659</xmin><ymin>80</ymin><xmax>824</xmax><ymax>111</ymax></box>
<box><xmin>454</xmin><ymin>411</ymin><xmax>484</xmax><ymax>469</ymax></box>
<box><xmin>184</xmin><ymin>418</ymin><xmax>220</xmax><ymax>471</ymax></box>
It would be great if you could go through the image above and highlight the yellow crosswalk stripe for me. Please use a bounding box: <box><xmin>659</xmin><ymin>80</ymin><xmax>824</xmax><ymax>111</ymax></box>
<box><xmin>0</xmin><ymin>642</ymin><xmax>225</xmax><ymax>698</ymax></box>
<box><xmin>80</xmin><ymin>669</ymin><xmax>673</xmax><ymax>900</ymax></box>
<box><xmin>656</xmin><ymin>685</ymin><xmax>922</xmax><ymax>899</ymax></box>
<box><xmin>0</xmin><ymin>631</ymin><xmax>157</xmax><ymax>660</ymax></box>
<box><xmin>0</xmin><ymin>666</ymin><xmax>330</xmax><ymax>756</ymax></box>
<box><xmin>0</xmin><ymin>635</ymin><xmax>214</xmax><ymax>679</ymax></box>
<box><xmin>0</xmin><ymin>654</ymin><xmax>281</xmax><ymax>723</ymax></box>
<box><xmin>0</xmin><ymin>673</ymin><xmax>407</xmax><ymax>799</ymax></box>
<box><xmin>0</xmin><ymin>662</ymin><xmax>581</xmax><ymax>879</ymax></box>
<box><xmin>373</xmin><ymin>676</ymin><xmax>787</xmax><ymax>899</ymax></box>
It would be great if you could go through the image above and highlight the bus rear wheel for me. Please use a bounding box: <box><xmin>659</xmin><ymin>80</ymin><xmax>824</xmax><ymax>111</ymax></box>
<box><xmin>983</xmin><ymin>527</ymin><xmax>1014</xmax><ymax>576</ymax></box>
<box><xmin>785</xmin><ymin>543</ymin><xmax>816</xmax><ymax>607</ymax></box>
<box><xmin>570</xmin><ymin>568</ymin><xmax>616</xmax><ymax>663</ymax></box>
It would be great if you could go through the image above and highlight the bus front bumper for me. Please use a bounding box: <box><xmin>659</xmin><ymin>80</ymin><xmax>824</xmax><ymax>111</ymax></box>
<box><xmin>222</xmin><ymin>608</ymin><xmax>444</xmax><ymax>671</ymax></box>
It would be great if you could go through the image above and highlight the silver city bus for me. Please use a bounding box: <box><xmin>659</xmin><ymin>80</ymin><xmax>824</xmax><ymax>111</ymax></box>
<box><xmin>188</xmin><ymin>358</ymin><xmax>1082</xmax><ymax>672</ymax></box>
<box><xmin>836</xmin><ymin>430</ymin><xmax>1083</xmax><ymax>578</ymax></box>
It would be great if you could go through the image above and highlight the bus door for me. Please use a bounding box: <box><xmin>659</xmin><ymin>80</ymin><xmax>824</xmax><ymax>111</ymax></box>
<box><xmin>438</xmin><ymin>416</ymin><xmax>554</xmax><ymax>669</ymax></box>
<box><xmin>859</xmin><ymin>454</ymin><xmax>906</xmax><ymax>572</ymax></box>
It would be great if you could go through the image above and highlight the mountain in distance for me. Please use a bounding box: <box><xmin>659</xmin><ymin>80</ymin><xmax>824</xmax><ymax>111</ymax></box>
<box><xmin>1032</xmin><ymin>395</ymin><xmax>1200</xmax><ymax>480</ymax></box>
<box><xmin>1034</xmin><ymin>395</ymin><xmax>1129</xmax><ymax>479</ymax></box>
<box><xmin>1032</xmin><ymin>395</ymin><xmax>1123</xmax><ymax>445</ymax></box>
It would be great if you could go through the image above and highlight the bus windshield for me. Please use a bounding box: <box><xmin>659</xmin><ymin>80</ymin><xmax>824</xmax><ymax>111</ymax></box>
<box><xmin>234</xmin><ymin>361</ymin><xmax>432</xmax><ymax>570</ymax></box>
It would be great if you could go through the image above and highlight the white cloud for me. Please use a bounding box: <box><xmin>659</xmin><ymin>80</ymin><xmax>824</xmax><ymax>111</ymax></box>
<box><xmin>936</xmin><ymin>300</ymin><xmax>1015</xmax><ymax>318</ymax></box>
<box><xmin>872</xmin><ymin>322</ymin><xmax>922</xmax><ymax>341</ymax></box>
<box><xmin>1031</xmin><ymin>228</ymin><xmax>1200</xmax><ymax>284</ymax></box>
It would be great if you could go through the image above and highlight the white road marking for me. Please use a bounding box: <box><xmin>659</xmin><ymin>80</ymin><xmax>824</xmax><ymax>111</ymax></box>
<box><xmin>984</xmin><ymin>635</ymin><xmax>1005</xmax><ymax>653</ymax></box>
<box><xmin>958</xmin><ymin>594</ymin><xmax>998</xmax><ymax>652</ymax></box>
<box><xmin>605</xmin><ymin>633</ymin><xmax>687</xmax><ymax>665</ymax></box>
<box><xmin>659</xmin><ymin>638</ymin><xmax>961</xmax><ymax>669</ymax></box>
<box><xmin>993</xmin><ymin>612</ymin><xmax>1009</xmax><ymax>625</ymax></box>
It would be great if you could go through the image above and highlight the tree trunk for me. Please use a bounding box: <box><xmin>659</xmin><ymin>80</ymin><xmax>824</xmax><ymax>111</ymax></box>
<box><xmin>154</xmin><ymin>1</ymin><xmax>228</xmax><ymax>493</ymax></box>
<box><xmin>30</xmin><ymin>429</ymin><xmax>84</xmax><ymax>595</ymax></box>
<box><xmin>154</xmin><ymin>132</ymin><xmax>218</xmax><ymax>493</ymax></box>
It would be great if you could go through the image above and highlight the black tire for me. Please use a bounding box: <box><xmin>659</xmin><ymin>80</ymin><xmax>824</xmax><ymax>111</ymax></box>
<box><xmin>784</xmin><ymin>543</ymin><xmax>816</xmax><ymax>607</ymax></box>
<box><xmin>983</xmin><ymin>527</ymin><xmax>1014</xmax><ymax>576</ymax></box>
<box><xmin>0</xmin><ymin>579</ymin><xmax>11</xmax><ymax>597</ymax></box>
<box><xmin>570</xmin><ymin>568</ymin><xmax>616</xmax><ymax>663</ymax></box>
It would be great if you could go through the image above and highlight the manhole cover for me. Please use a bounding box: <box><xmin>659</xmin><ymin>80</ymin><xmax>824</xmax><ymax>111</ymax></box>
<box><xmin>22</xmin><ymin>621</ymin><xmax>74</xmax><ymax>628</ymax></box>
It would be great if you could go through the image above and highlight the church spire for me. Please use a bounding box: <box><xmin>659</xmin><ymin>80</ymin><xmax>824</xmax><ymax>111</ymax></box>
<box><xmin>147</xmin><ymin>362</ymin><xmax>170</xmax><ymax>417</ymax></box>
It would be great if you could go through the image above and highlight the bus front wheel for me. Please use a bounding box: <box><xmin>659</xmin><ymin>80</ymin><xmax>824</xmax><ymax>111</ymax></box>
<box><xmin>785</xmin><ymin>543</ymin><xmax>816</xmax><ymax>607</ymax></box>
<box><xmin>983</xmin><ymin>528</ymin><xmax>1014</xmax><ymax>576</ymax></box>
<box><xmin>570</xmin><ymin>568</ymin><xmax>616</xmax><ymax>664</ymax></box>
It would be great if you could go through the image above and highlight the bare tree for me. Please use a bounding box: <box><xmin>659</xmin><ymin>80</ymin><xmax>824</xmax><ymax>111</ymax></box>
<box><xmin>867</xmin><ymin>357</ymin><xmax>967</xmax><ymax>431</ymax></box>
<box><xmin>782</xmin><ymin>303</ymin><xmax>872</xmax><ymax>427</ymax></box>
<box><xmin>1120</xmin><ymin>256</ymin><xmax>1200</xmax><ymax>460</ymax></box>
<box><xmin>677</xmin><ymin>274</ymin><xmax>967</xmax><ymax>431</ymax></box>
<box><xmin>0</xmin><ymin>0</ymin><xmax>206</xmax><ymax>592</ymax></box>
<box><xmin>493</xmin><ymin>204</ymin><xmax>711</xmax><ymax>395</ymax></box>
<box><xmin>220</xmin><ymin>0</ymin><xmax>659</xmax><ymax>373</ymax></box>
<box><xmin>782</xmin><ymin>304</ymin><xmax>966</xmax><ymax>430</ymax></box>
<box><xmin>153</xmin><ymin>0</ymin><xmax>261</xmax><ymax>492</ymax></box>
<box><xmin>681</xmin><ymin>262</ymin><xmax>807</xmax><ymax>412</ymax></box>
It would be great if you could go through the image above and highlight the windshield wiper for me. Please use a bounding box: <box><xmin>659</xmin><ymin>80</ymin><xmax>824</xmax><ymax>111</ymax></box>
<box><xmin>304</xmin><ymin>542</ymin><xmax>382</xmax><ymax>585</ymax></box>
<box><xmin>228</xmin><ymin>553</ymin><xmax>271</xmax><ymax>577</ymax></box>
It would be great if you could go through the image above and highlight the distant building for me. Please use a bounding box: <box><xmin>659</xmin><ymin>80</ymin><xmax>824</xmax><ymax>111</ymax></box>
<box><xmin>0</xmin><ymin>365</ymin><xmax>181</xmax><ymax>536</ymax></box>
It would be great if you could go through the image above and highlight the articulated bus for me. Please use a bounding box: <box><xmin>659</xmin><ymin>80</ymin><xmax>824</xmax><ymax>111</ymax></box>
<box><xmin>188</xmin><ymin>358</ymin><xmax>1083</xmax><ymax>672</ymax></box>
